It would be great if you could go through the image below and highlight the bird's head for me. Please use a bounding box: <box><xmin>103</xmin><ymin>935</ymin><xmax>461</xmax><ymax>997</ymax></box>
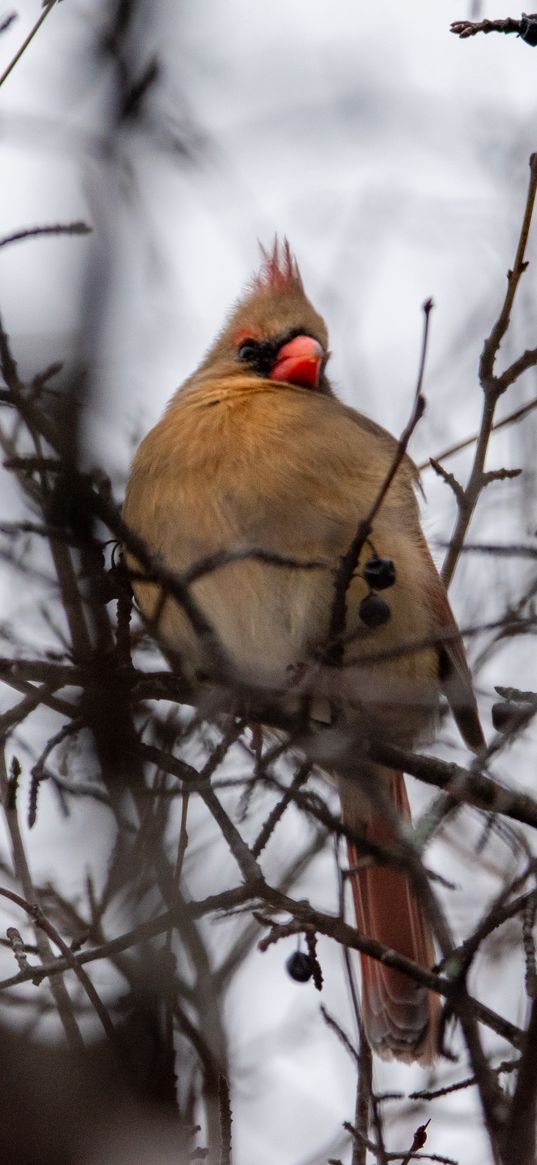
<box><xmin>194</xmin><ymin>239</ymin><xmax>332</xmax><ymax>394</ymax></box>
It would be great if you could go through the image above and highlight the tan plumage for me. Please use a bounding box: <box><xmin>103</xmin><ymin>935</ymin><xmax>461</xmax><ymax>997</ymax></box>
<box><xmin>124</xmin><ymin>240</ymin><xmax>484</xmax><ymax>1063</ymax></box>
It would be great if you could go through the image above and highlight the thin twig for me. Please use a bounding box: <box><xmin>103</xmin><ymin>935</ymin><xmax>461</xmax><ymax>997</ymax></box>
<box><xmin>326</xmin><ymin>299</ymin><xmax>432</xmax><ymax>662</ymax></box>
<box><xmin>400</xmin><ymin>1122</ymin><xmax>431</xmax><ymax>1165</ymax></box>
<box><xmin>451</xmin><ymin>16</ymin><xmax>537</xmax><ymax>42</ymax></box>
<box><xmin>0</xmin><ymin>0</ymin><xmax>58</xmax><ymax>90</ymax></box>
<box><xmin>442</xmin><ymin>153</ymin><xmax>537</xmax><ymax>588</ymax></box>
<box><xmin>0</xmin><ymin>884</ymin><xmax>117</xmax><ymax>1044</ymax></box>
<box><xmin>252</xmin><ymin>761</ymin><xmax>311</xmax><ymax>858</ymax></box>
<box><xmin>418</xmin><ymin>393</ymin><xmax>537</xmax><ymax>472</ymax></box>
<box><xmin>0</xmin><ymin>222</ymin><xmax>92</xmax><ymax>249</ymax></box>
<box><xmin>0</xmin><ymin>748</ymin><xmax>85</xmax><ymax>1051</ymax></box>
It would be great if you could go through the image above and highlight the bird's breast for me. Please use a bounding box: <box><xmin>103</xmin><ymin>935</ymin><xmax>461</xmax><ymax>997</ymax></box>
<box><xmin>123</xmin><ymin>381</ymin><xmax>439</xmax><ymax>731</ymax></box>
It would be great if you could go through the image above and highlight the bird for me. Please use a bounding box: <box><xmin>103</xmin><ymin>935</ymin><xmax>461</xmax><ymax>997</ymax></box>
<box><xmin>123</xmin><ymin>239</ymin><xmax>484</xmax><ymax>1064</ymax></box>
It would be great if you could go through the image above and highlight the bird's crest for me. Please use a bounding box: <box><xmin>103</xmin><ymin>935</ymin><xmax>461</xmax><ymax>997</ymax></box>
<box><xmin>253</xmin><ymin>237</ymin><xmax>303</xmax><ymax>294</ymax></box>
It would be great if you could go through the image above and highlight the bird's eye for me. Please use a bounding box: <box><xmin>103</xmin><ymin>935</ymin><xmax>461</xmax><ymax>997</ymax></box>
<box><xmin>238</xmin><ymin>340</ymin><xmax>258</xmax><ymax>362</ymax></box>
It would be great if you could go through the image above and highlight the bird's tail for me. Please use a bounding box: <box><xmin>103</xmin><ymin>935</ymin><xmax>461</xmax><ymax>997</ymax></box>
<box><xmin>340</xmin><ymin>767</ymin><xmax>438</xmax><ymax>1063</ymax></box>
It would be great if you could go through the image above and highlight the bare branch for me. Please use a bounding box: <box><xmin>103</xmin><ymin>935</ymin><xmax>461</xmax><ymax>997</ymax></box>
<box><xmin>0</xmin><ymin>885</ymin><xmax>117</xmax><ymax>1044</ymax></box>
<box><xmin>429</xmin><ymin>458</ymin><xmax>464</xmax><ymax>501</ymax></box>
<box><xmin>0</xmin><ymin>222</ymin><xmax>92</xmax><ymax>249</ymax></box>
<box><xmin>442</xmin><ymin>153</ymin><xmax>537</xmax><ymax>588</ymax></box>
<box><xmin>327</xmin><ymin>299</ymin><xmax>431</xmax><ymax>662</ymax></box>
<box><xmin>451</xmin><ymin>15</ymin><xmax>537</xmax><ymax>46</ymax></box>
<box><xmin>419</xmin><ymin>393</ymin><xmax>537</xmax><ymax>472</ymax></box>
<box><xmin>0</xmin><ymin>0</ymin><xmax>59</xmax><ymax>90</ymax></box>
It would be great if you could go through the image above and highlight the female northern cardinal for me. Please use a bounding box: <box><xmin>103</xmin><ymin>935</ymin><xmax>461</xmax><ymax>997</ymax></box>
<box><xmin>124</xmin><ymin>240</ymin><xmax>484</xmax><ymax>1063</ymax></box>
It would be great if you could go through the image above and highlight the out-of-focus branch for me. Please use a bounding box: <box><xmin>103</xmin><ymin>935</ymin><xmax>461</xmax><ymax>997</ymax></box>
<box><xmin>0</xmin><ymin>14</ymin><xmax>17</xmax><ymax>36</ymax></box>
<box><xmin>0</xmin><ymin>871</ymin><xmax>524</xmax><ymax>1050</ymax></box>
<box><xmin>500</xmin><ymin>996</ymin><xmax>537</xmax><ymax>1164</ymax></box>
<box><xmin>0</xmin><ymin>750</ymin><xmax>84</xmax><ymax>1051</ymax></box>
<box><xmin>0</xmin><ymin>883</ymin><xmax>117</xmax><ymax>1044</ymax></box>
<box><xmin>366</xmin><ymin>741</ymin><xmax>537</xmax><ymax>831</ymax></box>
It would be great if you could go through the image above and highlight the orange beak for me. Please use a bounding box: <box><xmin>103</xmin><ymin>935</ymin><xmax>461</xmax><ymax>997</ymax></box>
<box><xmin>269</xmin><ymin>334</ymin><xmax>324</xmax><ymax>389</ymax></box>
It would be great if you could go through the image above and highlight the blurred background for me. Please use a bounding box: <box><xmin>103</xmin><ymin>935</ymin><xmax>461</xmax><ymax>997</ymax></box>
<box><xmin>0</xmin><ymin>2</ymin><xmax>536</xmax><ymax>1163</ymax></box>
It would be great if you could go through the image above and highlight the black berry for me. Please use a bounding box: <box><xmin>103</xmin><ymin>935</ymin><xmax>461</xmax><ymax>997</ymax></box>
<box><xmin>286</xmin><ymin>951</ymin><xmax>313</xmax><ymax>983</ymax></box>
<box><xmin>359</xmin><ymin>593</ymin><xmax>391</xmax><ymax>627</ymax></box>
<box><xmin>363</xmin><ymin>556</ymin><xmax>396</xmax><ymax>590</ymax></box>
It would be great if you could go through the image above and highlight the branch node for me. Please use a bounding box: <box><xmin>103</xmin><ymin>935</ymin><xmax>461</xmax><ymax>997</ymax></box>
<box><xmin>429</xmin><ymin>458</ymin><xmax>465</xmax><ymax>501</ymax></box>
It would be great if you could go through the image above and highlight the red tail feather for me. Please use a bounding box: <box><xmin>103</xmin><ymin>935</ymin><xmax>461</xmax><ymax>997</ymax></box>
<box><xmin>343</xmin><ymin>770</ymin><xmax>438</xmax><ymax>1063</ymax></box>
